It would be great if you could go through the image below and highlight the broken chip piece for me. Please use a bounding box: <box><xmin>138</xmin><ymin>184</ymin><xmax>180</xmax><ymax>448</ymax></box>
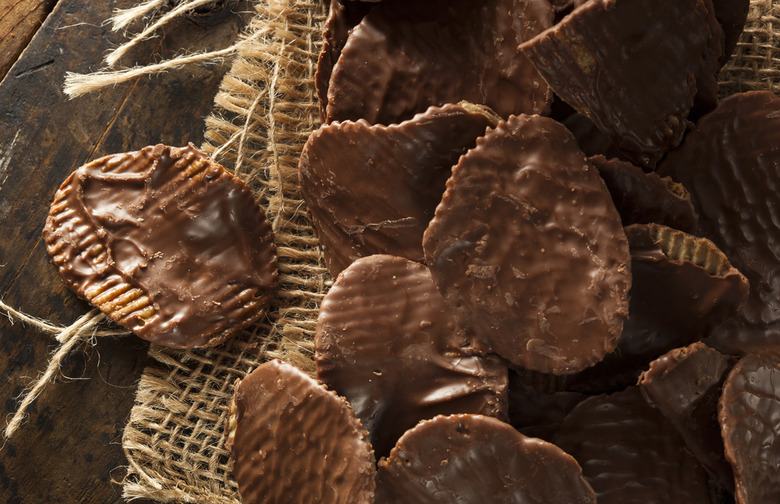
<box><xmin>226</xmin><ymin>360</ymin><xmax>376</xmax><ymax>504</ymax></box>
<box><xmin>639</xmin><ymin>342</ymin><xmax>737</xmax><ymax>492</ymax></box>
<box><xmin>590</xmin><ymin>155</ymin><xmax>698</xmax><ymax>234</ymax></box>
<box><xmin>519</xmin><ymin>0</ymin><xmax>723</xmax><ymax>167</ymax></box>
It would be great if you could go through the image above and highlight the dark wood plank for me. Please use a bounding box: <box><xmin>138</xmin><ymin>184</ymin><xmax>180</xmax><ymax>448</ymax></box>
<box><xmin>0</xmin><ymin>0</ymin><xmax>58</xmax><ymax>81</ymax></box>
<box><xmin>0</xmin><ymin>1</ymin><xmax>253</xmax><ymax>502</ymax></box>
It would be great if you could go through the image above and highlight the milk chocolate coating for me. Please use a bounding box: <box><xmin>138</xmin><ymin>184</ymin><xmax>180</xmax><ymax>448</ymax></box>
<box><xmin>590</xmin><ymin>155</ymin><xmax>698</xmax><ymax>234</ymax></box>
<box><xmin>639</xmin><ymin>342</ymin><xmax>736</xmax><ymax>492</ymax></box>
<box><xmin>227</xmin><ymin>360</ymin><xmax>376</xmax><ymax>504</ymax></box>
<box><xmin>563</xmin><ymin>223</ymin><xmax>748</xmax><ymax>393</ymax></box>
<box><xmin>316</xmin><ymin>255</ymin><xmax>508</xmax><ymax>458</ymax></box>
<box><xmin>300</xmin><ymin>102</ymin><xmax>499</xmax><ymax>277</ymax></box>
<box><xmin>554</xmin><ymin>387</ymin><xmax>712</xmax><ymax>504</ymax></box>
<box><xmin>375</xmin><ymin>414</ymin><xmax>596</xmax><ymax>504</ymax></box>
<box><xmin>719</xmin><ymin>352</ymin><xmax>780</xmax><ymax>504</ymax></box>
<box><xmin>43</xmin><ymin>144</ymin><xmax>278</xmax><ymax>348</ymax></box>
<box><xmin>315</xmin><ymin>0</ymin><xmax>374</xmax><ymax>122</ymax></box>
<box><xmin>657</xmin><ymin>91</ymin><xmax>780</xmax><ymax>355</ymax></box>
<box><xmin>325</xmin><ymin>0</ymin><xmax>553</xmax><ymax>125</ymax></box>
<box><xmin>519</xmin><ymin>0</ymin><xmax>721</xmax><ymax>167</ymax></box>
<box><xmin>423</xmin><ymin>114</ymin><xmax>631</xmax><ymax>375</ymax></box>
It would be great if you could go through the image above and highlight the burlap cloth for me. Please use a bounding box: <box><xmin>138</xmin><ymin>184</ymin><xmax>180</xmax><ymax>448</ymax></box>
<box><xmin>120</xmin><ymin>0</ymin><xmax>780</xmax><ymax>502</ymax></box>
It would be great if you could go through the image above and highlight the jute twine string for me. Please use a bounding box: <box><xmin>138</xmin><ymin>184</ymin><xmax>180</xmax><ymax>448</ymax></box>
<box><xmin>64</xmin><ymin>0</ymin><xmax>242</xmax><ymax>98</ymax></box>
<box><xmin>1</xmin><ymin>0</ymin><xmax>236</xmax><ymax>444</ymax></box>
<box><xmin>111</xmin><ymin>0</ymin><xmax>169</xmax><ymax>32</ymax></box>
<box><xmin>0</xmin><ymin>301</ymin><xmax>127</xmax><ymax>440</ymax></box>
<box><xmin>106</xmin><ymin>0</ymin><xmax>228</xmax><ymax>67</ymax></box>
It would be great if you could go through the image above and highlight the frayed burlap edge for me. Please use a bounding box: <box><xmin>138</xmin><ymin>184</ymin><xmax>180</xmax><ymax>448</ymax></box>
<box><xmin>119</xmin><ymin>0</ymin><xmax>780</xmax><ymax>502</ymax></box>
<box><xmin>122</xmin><ymin>1</ymin><xmax>328</xmax><ymax>502</ymax></box>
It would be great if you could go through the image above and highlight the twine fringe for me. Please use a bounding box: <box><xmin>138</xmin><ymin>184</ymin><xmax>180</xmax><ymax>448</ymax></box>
<box><xmin>106</xmin><ymin>0</ymin><xmax>223</xmax><ymax>67</ymax></box>
<box><xmin>64</xmin><ymin>44</ymin><xmax>242</xmax><ymax>98</ymax></box>
<box><xmin>0</xmin><ymin>299</ymin><xmax>128</xmax><ymax>341</ymax></box>
<box><xmin>1</xmin><ymin>307</ymin><xmax>112</xmax><ymax>441</ymax></box>
<box><xmin>64</xmin><ymin>0</ymin><xmax>241</xmax><ymax>99</ymax></box>
<box><xmin>111</xmin><ymin>0</ymin><xmax>168</xmax><ymax>32</ymax></box>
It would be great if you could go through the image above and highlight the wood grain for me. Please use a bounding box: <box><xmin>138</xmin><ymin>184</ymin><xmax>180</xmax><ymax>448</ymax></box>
<box><xmin>0</xmin><ymin>0</ymin><xmax>253</xmax><ymax>502</ymax></box>
<box><xmin>0</xmin><ymin>0</ymin><xmax>58</xmax><ymax>82</ymax></box>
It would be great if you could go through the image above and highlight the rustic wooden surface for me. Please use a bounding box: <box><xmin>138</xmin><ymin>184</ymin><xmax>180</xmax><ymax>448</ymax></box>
<box><xmin>0</xmin><ymin>0</ymin><xmax>59</xmax><ymax>80</ymax></box>
<box><xmin>0</xmin><ymin>1</ymin><xmax>253</xmax><ymax>502</ymax></box>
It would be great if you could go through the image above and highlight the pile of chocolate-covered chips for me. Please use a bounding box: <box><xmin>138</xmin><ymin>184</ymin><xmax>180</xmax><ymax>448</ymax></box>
<box><xmin>225</xmin><ymin>0</ymin><xmax>780</xmax><ymax>502</ymax></box>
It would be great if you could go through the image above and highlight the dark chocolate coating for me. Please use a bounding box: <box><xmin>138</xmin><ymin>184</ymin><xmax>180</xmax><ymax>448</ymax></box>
<box><xmin>325</xmin><ymin>0</ymin><xmax>553</xmax><ymax>125</ymax></box>
<box><xmin>227</xmin><ymin>360</ymin><xmax>376</xmax><ymax>504</ymax></box>
<box><xmin>300</xmin><ymin>102</ymin><xmax>499</xmax><ymax>277</ymax></box>
<box><xmin>519</xmin><ymin>0</ymin><xmax>721</xmax><ymax>167</ymax></box>
<box><xmin>550</xmin><ymin>0</ymin><xmax>587</xmax><ymax>17</ymax></box>
<box><xmin>43</xmin><ymin>144</ymin><xmax>278</xmax><ymax>349</ymax></box>
<box><xmin>554</xmin><ymin>387</ymin><xmax>712</xmax><ymax>504</ymax></box>
<box><xmin>375</xmin><ymin>414</ymin><xmax>596</xmax><ymax>504</ymax></box>
<box><xmin>713</xmin><ymin>0</ymin><xmax>750</xmax><ymax>64</ymax></box>
<box><xmin>692</xmin><ymin>0</ymin><xmax>727</xmax><ymax>115</ymax></box>
<box><xmin>315</xmin><ymin>255</ymin><xmax>508</xmax><ymax>458</ymax></box>
<box><xmin>639</xmin><ymin>342</ymin><xmax>736</xmax><ymax>492</ymax></box>
<box><xmin>315</xmin><ymin>0</ymin><xmax>374</xmax><ymax>123</ymax></box>
<box><xmin>589</xmin><ymin>155</ymin><xmax>698</xmax><ymax>234</ymax></box>
<box><xmin>719</xmin><ymin>351</ymin><xmax>780</xmax><ymax>504</ymax></box>
<box><xmin>507</xmin><ymin>369</ymin><xmax>587</xmax><ymax>432</ymax></box>
<box><xmin>423</xmin><ymin>114</ymin><xmax>631</xmax><ymax>375</ymax></box>
<box><xmin>657</xmin><ymin>91</ymin><xmax>780</xmax><ymax>354</ymax></box>
<box><xmin>562</xmin><ymin>111</ymin><xmax>627</xmax><ymax>160</ymax></box>
<box><xmin>563</xmin><ymin>223</ymin><xmax>748</xmax><ymax>393</ymax></box>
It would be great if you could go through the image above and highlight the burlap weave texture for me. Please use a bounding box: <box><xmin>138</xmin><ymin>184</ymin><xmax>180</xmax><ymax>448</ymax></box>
<box><xmin>122</xmin><ymin>1</ymin><xmax>327</xmax><ymax>502</ymax></box>
<box><xmin>121</xmin><ymin>0</ymin><xmax>780</xmax><ymax>502</ymax></box>
<box><xmin>720</xmin><ymin>0</ymin><xmax>780</xmax><ymax>95</ymax></box>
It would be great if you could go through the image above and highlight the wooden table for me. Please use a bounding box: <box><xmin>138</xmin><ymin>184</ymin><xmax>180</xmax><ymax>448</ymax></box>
<box><xmin>0</xmin><ymin>1</ymin><xmax>253</xmax><ymax>502</ymax></box>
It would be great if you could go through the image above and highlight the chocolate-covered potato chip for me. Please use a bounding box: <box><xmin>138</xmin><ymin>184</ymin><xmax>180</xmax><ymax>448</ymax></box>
<box><xmin>554</xmin><ymin>387</ymin><xmax>713</xmax><ymax>504</ymax></box>
<box><xmin>376</xmin><ymin>414</ymin><xmax>596</xmax><ymax>504</ymax></box>
<box><xmin>423</xmin><ymin>114</ymin><xmax>631</xmax><ymax>375</ymax></box>
<box><xmin>43</xmin><ymin>144</ymin><xmax>278</xmax><ymax>349</ymax></box>
<box><xmin>300</xmin><ymin>102</ymin><xmax>499</xmax><ymax>277</ymax></box>
<box><xmin>519</xmin><ymin>0</ymin><xmax>723</xmax><ymax>167</ymax></box>
<box><xmin>316</xmin><ymin>254</ymin><xmax>508</xmax><ymax>458</ymax></box>
<box><xmin>719</xmin><ymin>351</ymin><xmax>780</xmax><ymax>504</ymax></box>
<box><xmin>226</xmin><ymin>360</ymin><xmax>376</xmax><ymax>504</ymax></box>
<box><xmin>326</xmin><ymin>0</ymin><xmax>553</xmax><ymax>125</ymax></box>
<box><xmin>657</xmin><ymin>91</ymin><xmax>780</xmax><ymax>354</ymax></box>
